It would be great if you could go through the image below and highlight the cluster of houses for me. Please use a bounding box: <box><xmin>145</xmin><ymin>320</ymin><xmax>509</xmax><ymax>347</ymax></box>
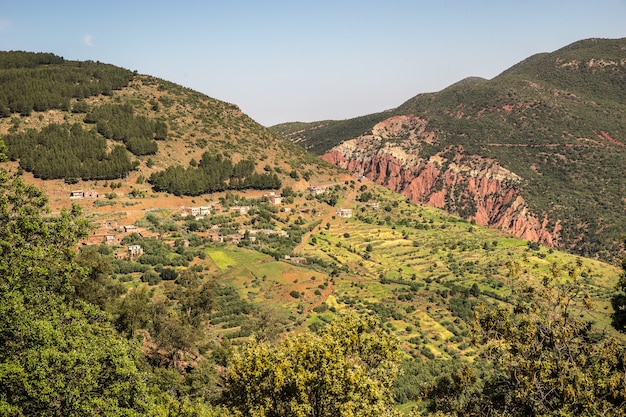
<box><xmin>80</xmin><ymin>183</ymin><xmax>360</xmax><ymax>261</ymax></box>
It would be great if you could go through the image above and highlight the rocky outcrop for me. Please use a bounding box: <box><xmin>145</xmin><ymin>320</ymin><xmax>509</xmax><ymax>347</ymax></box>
<box><xmin>321</xmin><ymin>116</ymin><xmax>561</xmax><ymax>246</ymax></box>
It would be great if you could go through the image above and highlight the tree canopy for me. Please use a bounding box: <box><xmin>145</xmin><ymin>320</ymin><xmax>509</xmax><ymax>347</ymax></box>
<box><xmin>149</xmin><ymin>152</ymin><xmax>281</xmax><ymax>196</ymax></box>
<box><xmin>4</xmin><ymin>123</ymin><xmax>134</xmax><ymax>180</ymax></box>
<box><xmin>421</xmin><ymin>270</ymin><xmax>626</xmax><ymax>417</ymax></box>
<box><xmin>222</xmin><ymin>313</ymin><xmax>402</xmax><ymax>417</ymax></box>
<box><xmin>0</xmin><ymin>165</ymin><xmax>153</xmax><ymax>415</ymax></box>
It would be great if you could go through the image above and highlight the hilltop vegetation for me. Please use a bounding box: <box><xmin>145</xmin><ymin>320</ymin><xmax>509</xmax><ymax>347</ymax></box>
<box><xmin>273</xmin><ymin>38</ymin><xmax>626</xmax><ymax>262</ymax></box>
<box><xmin>0</xmin><ymin>51</ymin><xmax>133</xmax><ymax>116</ymax></box>
<box><xmin>0</xmin><ymin>52</ymin><xmax>337</xmax><ymax>192</ymax></box>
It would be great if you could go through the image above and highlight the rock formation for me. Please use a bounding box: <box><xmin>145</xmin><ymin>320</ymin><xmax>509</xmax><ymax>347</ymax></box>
<box><xmin>321</xmin><ymin>115</ymin><xmax>561</xmax><ymax>246</ymax></box>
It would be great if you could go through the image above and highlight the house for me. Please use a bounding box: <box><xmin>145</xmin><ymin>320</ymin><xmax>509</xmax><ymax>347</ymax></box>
<box><xmin>264</xmin><ymin>192</ymin><xmax>283</xmax><ymax>205</ymax></box>
<box><xmin>123</xmin><ymin>224</ymin><xmax>138</xmax><ymax>233</ymax></box>
<box><xmin>182</xmin><ymin>206</ymin><xmax>211</xmax><ymax>219</ymax></box>
<box><xmin>307</xmin><ymin>186</ymin><xmax>326</xmax><ymax>195</ymax></box>
<box><xmin>230</xmin><ymin>206</ymin><xmax>251</xmax><ymax>214</ymax></box>
<box><xmin>247</xmin><ymin>229</ymin><xmax>289</xmax><ymax>238</ymax></box>
<box><xmin>336</xmin><ymin>208</ymin><xmax>353</xmax><ymax>218</ymax></box>
<box><xmin>289</xmin><ymin>256</ymin><xmax>307</xmax><ymax>265</ymax></box>
<box><xmin>207</xmin><ymin>233</ymin><xmax>224</xmax><ymax>243</ymax></box>
<box><xmin>128</xmin><ymin>245</ymin><xmax>144</xmax><ymax>259</ymax></box>
<box><xmin>101</xmin><ymin>220</ymin><xmax>119</xmax><ymax>229</ymax></box>
<box><xmin>223</xmin><ymin>234</ymin><xmax>244</xmax><ymax>244</ymax></box>
<box><xmin>104</xmin><ymin>235</ymin><xmax>117</xmax><ymax>245</ymax></box>
<box><xmin>70</xmin><ymin>190</ymin><xmax>98</xmax><ymax>199</ymax></box>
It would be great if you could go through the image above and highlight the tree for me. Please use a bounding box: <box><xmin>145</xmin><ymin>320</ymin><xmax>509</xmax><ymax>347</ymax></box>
<box><xmin>222</xmin><ymin>313</ymin><xmax>402</xmax><ymax>417</ymax></box>
<box><xmin>611</xmin><ymin>240</ymin><xmax>626</xmax><ymax>331</ymax></box>
<box><xmin>73</xmin><ymin>245</ymin><xmax>126</xmax><ymax>311</ymax></box>
<box><xmin>422</xmin><ymin>268</ymin><xmax>626</xmax><ymax>416</ymax></box>
<box><xmin>239</xmin><ymin>306</ymin><xmax>289</xmax><ymax>342</ymax></box>
<box><xmin>115</xmin><ymin>286</ymin><xmax>152</xmax><ymax>338</ymax></box>
<box><xmin>0</xmin><ymin>150</ymin><xmax>152</xmax><ymax>415</ymax></box>
<box><xmin>0</xmin><ymin>295</ymin><xmax>151</xmax><ymax>416</ymax></box>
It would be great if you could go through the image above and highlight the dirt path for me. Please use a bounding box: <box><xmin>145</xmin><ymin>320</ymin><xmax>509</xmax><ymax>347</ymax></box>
<box><xmin>293</xmin><ymin>187</ymin><xmax>358</xmax><ymax>255</ymax></box>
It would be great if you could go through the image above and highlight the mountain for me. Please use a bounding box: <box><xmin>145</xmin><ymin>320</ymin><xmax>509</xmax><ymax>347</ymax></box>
<box><xmin>0</xmin><ymin>52</ymin><xmax>341</xmax><ymax>195</ymax></box>
<box><xmin>1</xmin><ymin>51</ymin><xmax>625</xmax><ymax>415</ymax></box>
<box><xmin>273</xmin><ymin>38</ymin><xmax>626</xmax><ymax>262</ymax></box>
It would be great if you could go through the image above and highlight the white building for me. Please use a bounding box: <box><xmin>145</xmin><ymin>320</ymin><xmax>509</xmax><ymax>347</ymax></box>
<box><xmin>336</xmin><ymin>208</ymin><xmax>353</xmax><ymax>218</ymax></box>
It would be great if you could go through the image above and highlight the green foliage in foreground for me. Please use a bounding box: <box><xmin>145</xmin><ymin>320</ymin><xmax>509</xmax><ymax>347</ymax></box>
<box><xmin>421</xmin><ymin>274</ymin><xmax>626</xmax><ymax>417</ymax></box>
<box><xmin>223</xmin><ymin>313</ymin><xmax>403</xmax><ymax>417</ymax></box>
<box><xmin>0</xmin><ymin>169</ymin><xmax>150</xmax><ymax>416</ymax></box>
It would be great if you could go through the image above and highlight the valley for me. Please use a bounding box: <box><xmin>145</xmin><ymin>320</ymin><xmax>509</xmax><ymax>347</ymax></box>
<box><xmin>0</xmin><ymin>47</ymin><xmax>625</xmax><ymax>416</ymax></box>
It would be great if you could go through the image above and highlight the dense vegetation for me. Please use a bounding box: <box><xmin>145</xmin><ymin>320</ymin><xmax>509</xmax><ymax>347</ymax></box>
<box><xmin>0</xmin><ymin>48</ymin><xmax>625</xmax><ymax>416</ymax></box>
<box><xmin>2</xmin><ymin>130</ymin><xmax>626</xmax><ymax>415</ymax></box>
<box><xmin>149</xmin><ymin>152</ymin><xmax>281</xmax><ymax>196</ymax></box>
<box><xmin>0</xmin><ymin>51</ymin><xmax>133</xmax><ymax>116</ymax></box>
<box><xmin>418</xmin><ymin>268</ymin><xmax>626</xmax><ymax>416</ymax></box>
<box><xmin>273</xmin><ymin>38</ymin><xmax>626</xmax><ymax>262</ymax></box>
<box><xmin>3</xmin><ymin>123</ymin><xmax>134</xmax><ymax>180</ymax></box>
<box><xmin>84</xmin><ymin>103</ymin><xmax>167</xmax><ymax>155</ymax></box>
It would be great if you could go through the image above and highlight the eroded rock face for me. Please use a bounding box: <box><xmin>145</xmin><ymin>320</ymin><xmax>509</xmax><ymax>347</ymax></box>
<box><xmin>321</xmin><ymin>116</ymin><xmax>561</xmax><ymax>246</ymax></box>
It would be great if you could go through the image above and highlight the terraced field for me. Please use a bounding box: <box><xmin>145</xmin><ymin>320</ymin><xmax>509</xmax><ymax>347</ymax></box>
<box><xmin>296</xmin><ymin>185</ymin><xmax>621</xmax><ymax>358</ymax></box>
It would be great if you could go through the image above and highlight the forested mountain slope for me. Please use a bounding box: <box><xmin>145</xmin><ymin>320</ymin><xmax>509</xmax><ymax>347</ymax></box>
<box><xmin>0</xmin><ymin>52</ymin><xmax>338</xmax><ymax>194</ymax></box>
<box><xmin>273</xmin><ymin>38</ymin><xmax>626</xmax><ymax>262</ymax></box>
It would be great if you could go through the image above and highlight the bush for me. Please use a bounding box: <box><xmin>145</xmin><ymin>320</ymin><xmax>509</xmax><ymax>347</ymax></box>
<box><xmin>160</xmin><ymin>267</ymin><xmax>178</xmax><ymax>281</ymax></box>
<box><xmin>141</xmin><ymin>270</ymin><xmax>161</xmax><ymax>285</ymax></box>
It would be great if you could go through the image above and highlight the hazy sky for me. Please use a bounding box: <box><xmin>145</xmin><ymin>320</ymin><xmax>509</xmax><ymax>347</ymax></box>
<box><xmin>1</xmin><ymin>1</ymin><xmax>625</xmax><ymax>126</ymax></box>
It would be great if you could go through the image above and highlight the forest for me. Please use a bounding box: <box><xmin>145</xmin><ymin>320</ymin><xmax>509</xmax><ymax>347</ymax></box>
<box><xmin>0</xmin><ymin>51</ymin><xmax>133</xmax><ymax>116</ymax></box>
<box><xmin>84</xmin><ymin>102</ymin><xmax>167</xmax><ymax>155</ymax></box>
<box><xmin>149</xmin><ymin>152</ymin><xmax>282</xmax><ymax>196</ymax></box>
<box><xmin>3</xmin><ymin>123</ymin><xmax>134</xmax><ymax>180</ymax></box>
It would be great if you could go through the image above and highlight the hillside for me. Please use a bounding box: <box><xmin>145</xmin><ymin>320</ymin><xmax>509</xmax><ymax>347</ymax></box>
<box><xmin>0</xmin><ymin>52</ymin><xmax>342</xmax><ymax>204</ymax></box>
<box><xmin>1</xmin><ymin>51</ymin><xmax>625</xmax><ymax>416</ymax></box>
<box><xmin>273</xmin><ymin>38</ymin><xmax>626</xmax><ymax>262</ymax></box>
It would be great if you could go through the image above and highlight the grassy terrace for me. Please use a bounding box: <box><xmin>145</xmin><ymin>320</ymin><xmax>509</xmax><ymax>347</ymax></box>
<box><xmin>297</xmin><ymin>185</ymin><xmax>621</xmax><ymax>359</ymax></box>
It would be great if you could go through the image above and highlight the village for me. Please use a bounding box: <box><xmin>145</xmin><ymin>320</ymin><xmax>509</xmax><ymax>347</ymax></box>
<box><xmin>73</xmin><ymin>183</ymin><xmax>359</xmax><ymax>264</ymax></box>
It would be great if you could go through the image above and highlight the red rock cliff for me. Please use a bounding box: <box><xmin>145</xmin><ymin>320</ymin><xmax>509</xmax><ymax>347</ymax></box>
<box><xmin>321</xmin><ymin>115</ymin><xmax>561</xmax><ymax>246</ymax></box>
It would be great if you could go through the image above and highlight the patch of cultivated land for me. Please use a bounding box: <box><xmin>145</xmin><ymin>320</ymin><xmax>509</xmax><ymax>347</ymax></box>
<box><xmin>296</xmin><ymin>185</ymin><xmax>623</xmax><ymax>358</ymax></box>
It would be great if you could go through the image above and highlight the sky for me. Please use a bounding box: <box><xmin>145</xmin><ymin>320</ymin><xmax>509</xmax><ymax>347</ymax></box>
<box><xmin>1</xmin><ymin>1</ymin><xmax>625</xmax><ymax>126</ymax></box>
